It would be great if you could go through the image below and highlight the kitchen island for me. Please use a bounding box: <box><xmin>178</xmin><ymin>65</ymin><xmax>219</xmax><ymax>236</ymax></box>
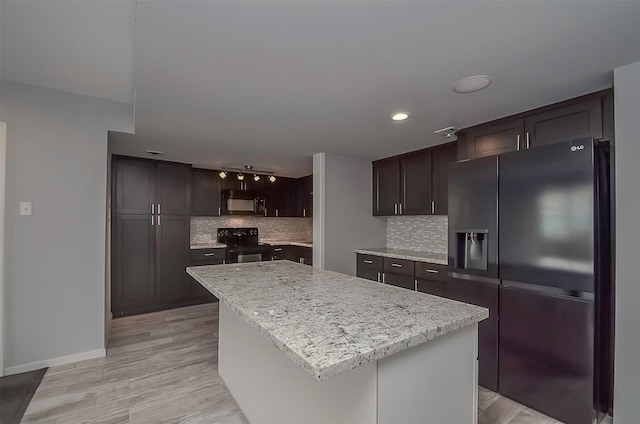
<box><xmin>187</xmin><ymin>261</ymin><xmax>488</xmax><ymax>424</ymax></box>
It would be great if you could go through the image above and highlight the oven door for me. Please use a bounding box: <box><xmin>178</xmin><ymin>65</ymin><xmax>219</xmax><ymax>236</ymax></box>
<box><xmin>227</xmin><ymin>246</ymin><xmax>272</xmax><ymax>263</ymax></box>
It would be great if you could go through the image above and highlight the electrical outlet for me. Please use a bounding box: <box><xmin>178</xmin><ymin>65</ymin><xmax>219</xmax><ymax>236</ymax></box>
<box><xmin>20</xmin><ymin>202</ymin><xmax>32</xmax><ymax>216</ymax></box>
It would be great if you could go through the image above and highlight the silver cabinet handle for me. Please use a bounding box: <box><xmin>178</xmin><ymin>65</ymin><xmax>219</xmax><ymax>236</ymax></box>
<box><xmin>218</xmin><ymin>206</ymin><xmax>221</xmax><ymax>216</ymax></box>
<box><xmin>415</xmin><ymin>279</ymin><xmax>418</xmax><ymax>291</ymax></box>
<box><xmin>377</xmin><ymin>272</ymin><xmax>381</xmax><ymax>283</ymax></box>
<box><xmin>363</xmin><ymin>260</ymin><xmax>373</xmax><ymax>264</ymax></box>
<box><xmin>274</xmin><ymin>248</ymin><xmax>283</xmax><ymax>252</ymax></box>
<box><xmin>516</xmin><ymin>134</ymin><xmax>520</xmax><ymax>151</ymax></box>
<box><xmin>157</xmin><ymin>215</ymin><xmax>160</xmax><ymax>226</ymax></box>
<box><xmin>303</xmin><ymin>208</ymin><xmax>306</xmax><ymax>217</ymax></box>
<box><xmin>391</xmin><ymin>263</ymin><xmax>402</xmax><ymax>268</ymax></box>
<box><xmin>382</xmin><ymin>273</ymin><xmax>386</xmax><ymax>283</ymax></box>
<box><xmin>157</xmin><ymin>203</ymin><xmax>160</xmax><ymax>214</ymax></box>
<box><xmin>204</xmin><ymin>253</ymin><xmax>216</xmax><ymax>257</ymax></box>
<box><xmin>431</xmin><ymin>201</ymin><xmax>435</xmax><ymax>214</ymax></box>
<box><xmin>151</xmin><ymin>215</ymin><xmax>154</xmax><ymax>226</ymax></box>
<box><xmin>399</xmin><ymin>203</ymin><xmax>403</xmax><ymax>214</ymax></box>
<box><xmin>223</xmin><ymin>259</ymin><xmax>226</xmax><ymax>264</ymax></box>
<box><xmin>152</xmin><ymin>204</ymin><xmax>155</xmax><ymax>214</ymax></box>
<box><xmin>526</xmin><ymin>132</ymin><xmax>531</xmax><ymax>149</ymax></box>
<box><xmin>424</xmin><ymin>269</ymin><xmax>439</xmax><ymax>274</ymax></box>
<box><xmin>394</xmin><ymin>203</ymin><xmax>398</xmax><ymax>215</ymax></box>
<box><xmin>276</xmin><ymin>208</ymin><xmax>279</xmax><ymax>217</ymax></box>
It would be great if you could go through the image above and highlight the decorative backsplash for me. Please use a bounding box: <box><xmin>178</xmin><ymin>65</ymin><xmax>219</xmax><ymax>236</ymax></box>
<box><xmin>191</xmin><ymin>216</ymin><xmax>313</xmax><ymax>244</ymax></box>
<box><xmin>386</xmin><ymin>216</ymin><xmax>448</xmax><ymax>254</ymax></box>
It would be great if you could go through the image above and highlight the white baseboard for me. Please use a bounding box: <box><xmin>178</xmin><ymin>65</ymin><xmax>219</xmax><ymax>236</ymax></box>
<box><xmin>5</xmin><ymin>348</ymin><xmax>106</xmax><ymax>375</ymax></box>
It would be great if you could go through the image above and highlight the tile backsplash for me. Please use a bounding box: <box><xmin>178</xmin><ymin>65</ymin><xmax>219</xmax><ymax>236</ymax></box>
<box><xmin>191</xmin><ymin>217</ymin><xmax>313</xmax><ymax>244</ymax></box>
<box><xmin>386</xmin><ymin>216</ymin><xmax>448</xmax><ymax>254</ymax></box>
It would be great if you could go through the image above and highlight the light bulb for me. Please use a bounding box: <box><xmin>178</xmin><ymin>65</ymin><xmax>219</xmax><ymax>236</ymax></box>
<box><xmin>237</xmin><ymin>173</ymin><xmax>244</xmax><ymax>181</ymax></box>
<box><xmin>254</xmin><ymin>174</ymin><xmax>260</xmax><ymax>182</ymax></box>
<box><xmin>268</xmin><ymin>175</ymin><xmax>276</xmax><ymax>183</ymax></box>
<box><xmin>219</xmin><ymin>171</ymin><xmax>227</xmax><ymax>179</ymax></box>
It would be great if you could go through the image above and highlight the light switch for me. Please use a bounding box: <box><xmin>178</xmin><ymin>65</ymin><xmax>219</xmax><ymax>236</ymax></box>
<box><xmin>20</xmin><ymin>202</ymin><xmax>32</xmax><ymax>216</ymax></box>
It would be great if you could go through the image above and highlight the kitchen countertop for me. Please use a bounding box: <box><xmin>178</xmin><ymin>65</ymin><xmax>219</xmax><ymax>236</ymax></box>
<box><xmin>190</xmin><ymin>240</ymin><xmax>313</xmax><ymax>249</ymax></box>
<box><xmin>190</xmin><ymin>242</ymin><xmax>227</xmax><ymax>249</ymax></box>
<box><xmin>355</xmin><ymin>247</ymin><xmax>448</xmax><ymax>265</ymax></box>
<box><xmin>187</xmin><ymin>261</ymin><xmax>487</xmax><ymax>381</ymax></box>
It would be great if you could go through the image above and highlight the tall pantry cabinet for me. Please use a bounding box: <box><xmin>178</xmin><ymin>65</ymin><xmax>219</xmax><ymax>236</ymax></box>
<box><xmin>112</xmin><ymin>156</ymin><xmax>193</xmax><ymax>317</ymax></box>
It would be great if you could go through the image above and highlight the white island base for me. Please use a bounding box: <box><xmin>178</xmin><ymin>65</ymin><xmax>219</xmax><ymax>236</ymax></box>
<box><xmin>218</xmin><ymin>303</ymin><xmax>479</xmax><ymax>424</ymax></box>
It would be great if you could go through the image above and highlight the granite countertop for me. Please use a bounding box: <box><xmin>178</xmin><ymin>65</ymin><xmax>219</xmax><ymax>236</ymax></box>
<box><xmin>190</xmin><ymin>242</ymin><xmax>227</xmax><ymax>249</ymax></box>
<box><xmin>355</xmin><ymin>247</ymin><xmax>448</xmax><ymax>265</ymax></box>
<box><xmin>260</xmin><ymin>239</ymin><xmax>313</xmax><ymax>248</ymax></box>
<box><xmin>190</xmin><ymin>240</ymin><xmax>312</xmax><ymax>249</ymax></box>
<box><xmin>187</xmin><ymin>261</ymin><xmax>487</xmax><ymax>381</ymax></box>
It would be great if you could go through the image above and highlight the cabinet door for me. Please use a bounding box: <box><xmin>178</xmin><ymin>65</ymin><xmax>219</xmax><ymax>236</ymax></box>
<box><xmin>373</xmin><ymin>158</ymin><xmax>400</xmax><ymax>216</ymax></box>
<box><xmin>271</xmin><ymin>245</ymin><xmax>297</xmax><ymax>261</ymax></box>
<box><xmin>525</xmin><ymin>98</ymin><xmax>602</xmax><ymax>149</ymax></box>
<box><xmin>400</xmin><ymin>150</ymin><xmax>432</xmax><ymax>215</ymax></box>
<box><xmin>112</xmin><ymin>214</ymin><xmax>155</xmax><ymax>316</ymax></box>
<box><xmin>464</xmin><ymin>119</ymin><xmax>525</xmax><ymax>160</ymax></box>
<box><xmin>155</xmin><ymin>215</ymin><xmax>191</xmax><ymax>305</ymax></box>
<box><xmin>156</xmin><ymin>162</ymin><xmax>191</xmax><ymax>215</ymax></box>
<box><xmin>114</xmin><ymin>158</ymin><xmax>155</xmax><ymax>215</ymax></box>
<box><xmin>384</xmin><ymin>273</ymin><xmax>414</xmax><ymax>290</ymax></box>
<box><xmin>431</xmin><ymin>143</ymin><xmax>457</xmax><ymax>215</ymax></box>
<box><xmin>448</xmin><ymin>279</ymin><xmax>499</xmax><ymax>392</ymax></box>
<box><xmin>416</xmin><ymin>278</ymin><xmax>448</xmax><ymax>298</ymax></box>
<box><xmin>297</xmin><ymin>246</ymin><xmax>313</xmax><ymax>266</ymax></box>
<box><xmin>298</xmin><ymin>175</ymin><xmax>313</xmax><ymax>217</ymax></box>
<box><xmin>190</xmin><ymin>168</ymin><xmax>221</xmax><ymax>216</ymax></box>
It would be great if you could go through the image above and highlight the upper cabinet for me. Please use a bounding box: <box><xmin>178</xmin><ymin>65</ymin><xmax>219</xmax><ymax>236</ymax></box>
<box><xmin>457</xmin><ymin>90</ymin><xmax>610</xmax><ymax>161</ymax></box>
<box><xmin>191</xmin><ymin>168</ymin><xmax>221</xmax><ymax>216</ymax></box>
<box><xmin>373</xmin><ymin>142</ymin><xmax>456</xmax><ymax>216</ymax></box>
<box><xmin>297</xmin><ymin>175</ymin><xmax>313</xmax><ymax>218</ymax></box>
<box><xmin>115</xmin><ymin>157</ymin><xmax>190</xmax><ymax>216</ymax></box>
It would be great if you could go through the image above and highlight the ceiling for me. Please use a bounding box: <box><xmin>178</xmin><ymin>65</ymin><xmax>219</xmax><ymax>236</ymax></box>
<box><xmin>2</xmin><ymin>1</ymin><xmax>639</xmax><ymax>177</ymax></box>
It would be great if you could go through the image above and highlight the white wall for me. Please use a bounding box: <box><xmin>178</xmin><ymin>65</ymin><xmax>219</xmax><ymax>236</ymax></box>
<box><xmin>313</xmin><ymin>153</ymin><xmax>386</xmax><ymax>275</ymax></box>
<box><xmin>0</xmin><ymin>81</ymin><xmax>134</xmax><ymax>373</ymax></box>
<box><xmin>613</xmin><ymin>61</ymin><xmax>640</xmax><ymax>424</ymax></box>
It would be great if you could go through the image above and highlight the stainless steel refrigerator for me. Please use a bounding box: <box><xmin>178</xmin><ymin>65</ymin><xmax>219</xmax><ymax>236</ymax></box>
<box><xmin>449</xmin><ymin>138</ymin><xmax>613</xmax><ymax>424</ymax></box>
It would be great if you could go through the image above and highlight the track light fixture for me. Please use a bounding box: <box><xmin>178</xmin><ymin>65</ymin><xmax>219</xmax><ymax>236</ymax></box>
<box><xmin>254</xmin><ymin>174</ymin><xmax>260</xmax><ymax>182</ymax></box>
<box><xmin>237</xmin><ymin>173</ymin><xmax>244</xmax><ymax>181</ymax></box>
<box><xmin>217</xmin><ymin>166</ymin><xmax>277</xmax><ymax>183</ymax></box>
<box><xmin>219</xmin><ymin>171</ymin><xmax>227</xmax><ymax>179</ymax></box>
<box><xmin>268</xmin><ymin>175</ymin><xmax>277</xmax><ymax>183</ymax></box>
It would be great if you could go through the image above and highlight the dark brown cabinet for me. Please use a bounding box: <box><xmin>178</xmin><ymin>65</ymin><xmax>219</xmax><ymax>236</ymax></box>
<box><xmin>356</xmin><ymin>254</ymin><xmax>383</xmax><ymax>282</ymax></box>
<box><xmin>221</xmin><ymin>171</ymin><xmax>263</xmax><ymax>193</ymax></box>
<box><xmin>373</xmin><ymin>142</ymin><xmax>456</xmax><ymax>216</ymax></box>
<box><xmin>297</xmin><ymin>175</ymin><xmax>313</xmax><ymax>218</ymax></box>
<box><xmin>373</xmin><ymin>158</ymin><xmax>400</xmax><ymax>216</ymax></box>
<box><xmin>191</xmin><ymin>168</ymin><xmax>221</xmax><ymax>216</ymax></box>
<box><xmin>272</xmin><ymin>245</ymin><xmax>297</xmax><ymax>261</ymax></box>
<box><xmin>264</xmin><ymin>177</ymin><xmax>298</xmax><ymax>217</ymax></box>
<box><xmin>188</xmin><ymin>248</ymin><xmax>224</xmax><ymax>302</ymax></box>
<box><xmin>457</xmin><ymin>91</ymin><xmax>610</xmax><ymax>161</ymax></box>
<box><xmin>112</xmin><ymin>156</ymin><xmax>196</xmax><ymax>317</ymax></box>
<box><xmin>297</xmin><ymin>246</ymin><xmax>313</xmax><ymax>266</ymax></box>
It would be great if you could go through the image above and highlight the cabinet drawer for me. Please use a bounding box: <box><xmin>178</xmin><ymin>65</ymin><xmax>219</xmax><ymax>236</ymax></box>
<box><xmin>415</xmin><ymin>262</ymin><xmax>450</xmax><ymax>282</ymax></box>
<box><xmin>383</xmin><ymin>257</ymin><xmax>414</xmax><ymax>277</ymax></box>
<box><xmin>357</xmin><ymin>254</ymin><xmax>383</xmax><ymax>270</ymax></box>
<box><xmin>384</xmin><ymin>273</ymin><xmax>415</xmax><ymax>290</ymax></box>
<box><xmin>190</xmin><ymin>248</ymin><xmax>226</xmax><ymax>263</ymax></box>
<box><xmin>416</xmin><ymin>278</ymin><xmax>449</xmax><ymax>298</ymax></box>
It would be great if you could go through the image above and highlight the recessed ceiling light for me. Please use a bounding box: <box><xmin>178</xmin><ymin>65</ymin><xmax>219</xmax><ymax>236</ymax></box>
<box><xmin>453</xmin><ymin>75</ymin><xmax>492</xmax><ymax>93</ymax></box>
<box><xmin>390</xmin><ymin>112</ymin><xmax>410</xmax><ymax>121</ymax></box>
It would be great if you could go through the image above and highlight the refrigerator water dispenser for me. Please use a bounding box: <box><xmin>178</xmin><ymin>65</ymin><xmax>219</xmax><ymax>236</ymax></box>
<box><xmin>456</xmin><ymin>230</ymin><xmax>488</xmax><ymax>271</ymax></box>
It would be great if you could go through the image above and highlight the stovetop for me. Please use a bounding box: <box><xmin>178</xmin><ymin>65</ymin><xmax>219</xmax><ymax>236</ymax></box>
<box><xmin>217</xmin><ymin>227</ymin><xmax>261</xmax><ymax>247</ymax></box>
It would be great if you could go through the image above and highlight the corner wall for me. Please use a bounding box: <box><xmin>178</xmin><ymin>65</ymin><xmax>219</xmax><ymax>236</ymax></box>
<box><xmin>613</xmin><ymin>61</ymin><xmax>640</xmax><ymax>423</ymax></box>
<box><xmin>313</xmin><ymin>153</ymin><xmax>386</xmax><ymax>275</ymax></box>
<box><xmin>0</xmin><ymin>81</ymin><xmax>134</xmax><ymax>373</ymax></box>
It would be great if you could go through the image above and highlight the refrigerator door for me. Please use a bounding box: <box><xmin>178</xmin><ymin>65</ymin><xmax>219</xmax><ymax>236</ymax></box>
<box><xmin>499</xmin><ymin>138</ymin><xmax>595</xmax><ymax>293</ymax></box>
<box><xmin>499</xmin><ymin>284</ymin><xmax>595</xmax><ymax>424</ymax></box>
<box><xmin>448</xmin><ymin>156</ymin><xmax>499</xmax><ymax>279</ymax></box>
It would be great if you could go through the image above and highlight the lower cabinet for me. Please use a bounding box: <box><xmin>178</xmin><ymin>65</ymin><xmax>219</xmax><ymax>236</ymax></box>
<box><xmin>188</xmin><ymin>248</ymin><xmax>226</xmax><ymax>302</ymax></box>
<box><xmin>356</xmin><ymin>254</ymin><xmax>383</xmax><ymax>282</ymax></box>
<box><xmin>383</xmin><ymin>257</ymin><xmax>414</xmax><ymax>290</ymax></box>
<box><xmin>113</xmin><ymin>214</ymin><xmax>195</xmax><ymax>317</ymax></box>
<box><xmin>271</xmin><ymin>245</ymin><xmax>298</xmax><ymax>261</ymax></box>
<box><xmin>297</xmin><ymin>246</ymin><xmax>313</xmax><ymax>266</ymax></box>
<box><xmin>417</xmin><ymin>277</ymin><xmax>499</xmax><ymax>392</ymax></box>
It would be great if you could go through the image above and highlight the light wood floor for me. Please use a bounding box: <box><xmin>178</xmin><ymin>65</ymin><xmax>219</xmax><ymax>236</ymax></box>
<box><xmin>22</xmin><ymin>302</ymin><xmax>565</xmax><ymax>424</ymax></box>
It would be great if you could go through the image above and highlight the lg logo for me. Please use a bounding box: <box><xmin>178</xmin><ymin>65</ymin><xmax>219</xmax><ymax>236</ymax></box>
<box><xmin>571</xmin><ymin>145</ymin><xmax>585</xmax><ymax>152</ymax></box>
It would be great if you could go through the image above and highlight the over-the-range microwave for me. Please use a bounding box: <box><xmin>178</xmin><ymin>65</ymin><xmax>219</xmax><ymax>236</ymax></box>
<box><xmin>221</xmin><ymin>189</ymin><xmax>265</xmax><ymax>215</ymax></box>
